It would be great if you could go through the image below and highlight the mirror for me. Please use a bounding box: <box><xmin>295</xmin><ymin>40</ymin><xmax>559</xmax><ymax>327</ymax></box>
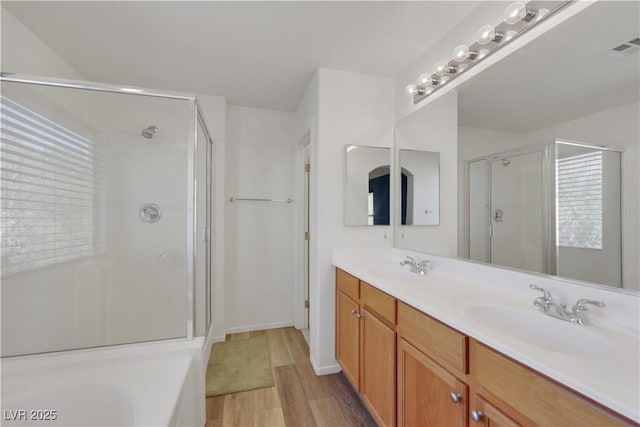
<box><xmin>399</xmin><ymin>149</ymin><xmax>440</xmax><ymax>225</ymax></box>
<box><xmin>458</xmin><ymin>0</ymin><xmax>638</xmax><ymax>291</ymax></box>
<box><xmin>345</xmin><ymin>145</ymin><xmax>391</xmax><ymax>226</ymax></box>
<box><xmin>396</xmin><ymin>1</ymin><xmax>639</xmax><ymax>292</ymax></box>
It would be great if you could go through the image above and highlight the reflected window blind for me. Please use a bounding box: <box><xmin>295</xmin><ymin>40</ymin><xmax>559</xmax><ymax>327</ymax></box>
<box><xmin>1</xmin><ymin>95</ymin><xmax>106</xmax><ymax>276</ymax></box>
<box><xmin>556</xmin><ymin>151</ymin><xmax>603</xmax><ymax>249</ymax></box>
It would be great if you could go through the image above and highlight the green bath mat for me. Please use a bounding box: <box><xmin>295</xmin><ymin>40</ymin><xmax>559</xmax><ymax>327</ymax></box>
<box><xmin>206</xmin><ymin>335</ymin><xmax>275</xmax><ymax>397</ymax></box>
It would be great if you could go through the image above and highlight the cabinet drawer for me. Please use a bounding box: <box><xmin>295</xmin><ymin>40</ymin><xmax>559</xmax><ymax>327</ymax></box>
<box><xmin>471</xmin><ymin>340</ymin><xmax>631</xmax><ymax>426</ymax></box>
<box><xmin>397</xmin><ymin>301</ymin><xmax>467</xmax><ymax>376</ymax></box>
<box><xmin>336</xmin><ymin>268</ymin><xmax>359</xmax><ymax>300</ymax></box>
<box><xmin>361</xmin><ymin>282</ymin><xmax>396</xmax><ymax>324</ymax></box>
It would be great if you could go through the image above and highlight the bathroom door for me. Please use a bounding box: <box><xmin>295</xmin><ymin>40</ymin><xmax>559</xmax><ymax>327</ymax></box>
<box><xmin>490</xmin><ymin>151</ymin><xmax>544</xmax><ymax>274</ymax></box>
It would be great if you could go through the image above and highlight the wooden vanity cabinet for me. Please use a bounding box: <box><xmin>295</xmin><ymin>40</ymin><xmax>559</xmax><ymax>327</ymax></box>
<box><xmin>397</xmin><ymin>301</ymin><xmax>469</xmax><ymax>427</ymax></box>
<box><xmin>335</xmin><ymin>269</ymin><xmax>397</xmax><ymax>427</ymax></box>
<box><xmin>468</xmin><ymin>340</ymin><xmax>634</xmax><ymax>427</ymax></box>
<box><xmin>335</xmin><ymin>268</ymin><xmax>637</xmax><ymax>427</ymax></box>
<box><xmin>469</xmin><ymin>396</ymin><xmax>521</xmax><ymax>427</ymax></box>
<box><xmin>397</xmin><ymin>337</ymin><xmax>468</xmax><ymax>427</ymax></box>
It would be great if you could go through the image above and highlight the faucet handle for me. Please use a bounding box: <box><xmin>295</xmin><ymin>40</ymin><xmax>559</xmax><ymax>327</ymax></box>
<box><xmin>572</xmin><ymin>299</ymin><xmax>606</xmax><ymax>312</ymax></box>
<box><xmin>529</xmin><ymin>284</ymin><xmax>553</xmax><ymax>300</ymax></box>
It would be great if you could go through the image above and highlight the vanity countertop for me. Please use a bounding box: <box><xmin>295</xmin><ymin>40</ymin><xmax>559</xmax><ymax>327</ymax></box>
<box><xmin>332</xmin><ymin>247</ymin><xmax>640</xmax><ymax>423</ymax></box>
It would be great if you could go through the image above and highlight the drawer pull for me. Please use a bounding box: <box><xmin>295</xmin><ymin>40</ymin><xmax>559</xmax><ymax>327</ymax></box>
<box><xmin>471</xmin><ymin>410</ymin><xmax>484</xmax><ymax>423</ymax></box>
<box><xmin>449</xmin><ymin>392</ymin><xmax>462</xmax><ymax>404</ymax></box>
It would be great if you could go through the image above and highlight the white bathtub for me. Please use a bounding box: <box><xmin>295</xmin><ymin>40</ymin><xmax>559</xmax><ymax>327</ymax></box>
<box><xmin>1</xmin><ymin>338</ymin><xmax>207</xmax><ymax>427</ymax></box>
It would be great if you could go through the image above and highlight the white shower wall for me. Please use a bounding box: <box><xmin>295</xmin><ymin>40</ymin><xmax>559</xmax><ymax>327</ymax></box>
<box><xmin>104</xmin><ymin>132</ymin><xmax>188</xmax><ymax>344</ymax></box>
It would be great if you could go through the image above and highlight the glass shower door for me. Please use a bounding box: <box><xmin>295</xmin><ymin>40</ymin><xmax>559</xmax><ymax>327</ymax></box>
<box><xmin>1</xmin><ymin>80</ymin><xmax>195</xmax><ymax>356</ymax></box>
<box><xmin>490</xmin><ymin>151</ymin><xmax>544</xmax><ymax>274</ymax></box>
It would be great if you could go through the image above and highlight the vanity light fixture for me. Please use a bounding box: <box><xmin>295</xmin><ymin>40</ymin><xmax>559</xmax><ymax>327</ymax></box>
<box><xmin>452</xmin><ymin>44</ymin><xmax>478</xmax><ymax>62</ymax></box>
<box><xmin>477</xmin><ymin>25</ymin><xmax>504</xmax><ymax>45</ymax></box>
<box><xmin>503</xmin><ymin>1</ymin><xmax>537</xmax><ymax>24</ymax></box>
<box><xmin>405</xmin><ymin>0</ymin><xmax>572</xmax><ymax>105</ymax></box>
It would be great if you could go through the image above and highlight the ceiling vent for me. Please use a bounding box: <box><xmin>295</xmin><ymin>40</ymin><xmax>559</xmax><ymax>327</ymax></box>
<box><xmin>602</xmin><ymin>35</ymin><xmax>640</xmax><ymax>59</ymax></box>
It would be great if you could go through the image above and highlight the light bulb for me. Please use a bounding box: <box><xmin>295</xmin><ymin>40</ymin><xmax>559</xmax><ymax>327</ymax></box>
<box><xmin>439</xmin><ymin>76</ymin><xmax>450</xmax><ymax>85</ymax></box>
<box><xmin>435</xmin><ymin>60</ymin><xmax>449</xmax><ymax>76</ymax></box>
<box><xmin>503</xmin><ymin>1</ymin><xmax>535</xmax><ymax>24</ymax></box>
<box><xmin>425</xmin><ymin>86</ymin><xmax>435</xmax><ymax>94</ymax></box>
<box><xmin>418</xmin><ymin>73</ymin><xmax>434</xmax><ymax>87</ymax></box>
<box><xmin>452</xmin><ymin>44</ymin><xmax>470</xmax><ymax>62</ymax></box>
<box><xmin>405</xmin><ymin>84</ymin><xmax>417</xmax><ymax>96</ymax></box>
<box><xmin>477</xmin><ymin>24</ymin><xmax>503</xmax><ymax>44</ymax></box>
<box><xmin>405</xmin><ymin>84</ymin><xmax>425</xmax><ymax>97</ymax></box>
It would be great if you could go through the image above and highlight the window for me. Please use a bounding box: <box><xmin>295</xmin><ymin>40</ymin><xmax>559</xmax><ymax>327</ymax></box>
<box><xmin>1</xmin><ymin>95</ymin><xmax>106</xmax><ymax>276</ymax></box>
<box><xmin>556</xmin><ymin>150</ymin><xmax>602</xmax><ymax>249</ymax></box>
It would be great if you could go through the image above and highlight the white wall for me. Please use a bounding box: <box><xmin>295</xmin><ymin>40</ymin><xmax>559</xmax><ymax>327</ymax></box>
<box><xmin>0</xmin><ymin>9</ymin><xmax>84</xmax><ymax>80</ymax></box>
<box><xmin>303</xmin><ymin>68</ymin><xmax>395</xmax><ymax>373</ymax></box>
<box><xmin>395</xmin><ymin>91</ymin><xmax>458</xmax><ymax>256</ymax></box>
<box><xmin>224</xmin><ymin>105</ymin><xmax>296</xmax><ymax>333</ymax></box>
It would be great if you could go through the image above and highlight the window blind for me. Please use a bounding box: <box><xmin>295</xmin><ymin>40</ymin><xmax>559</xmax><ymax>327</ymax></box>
<box><xmin>556</xmin><ymin>150</ymin><xmax>602</xmax><ymax>249</ymax></box>
<box><xmin>1</xmin><ymin>95</ymin><xmax>106</xmax><ymax>276</ymax></box>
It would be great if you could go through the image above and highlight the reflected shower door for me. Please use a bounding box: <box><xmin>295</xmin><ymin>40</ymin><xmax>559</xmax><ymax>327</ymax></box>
<box><xmin>490</xmin><ymin>151</ymin><xmax>544</xmax><ymax>273</ymax></box>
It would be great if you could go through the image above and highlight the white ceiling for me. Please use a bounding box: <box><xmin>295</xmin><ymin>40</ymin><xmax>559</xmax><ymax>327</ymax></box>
<box><xmin>3</xmin><ymin>1</ymin><xmax>481</xmax><ymax>112</ymax></box>
<box><xmin>456</xmin><ymin>0</ymin><xmax>640</xmax><ymax>133</ymax></box>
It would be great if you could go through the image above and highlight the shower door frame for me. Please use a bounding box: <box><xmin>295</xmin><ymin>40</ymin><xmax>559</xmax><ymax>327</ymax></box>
<box><xmin>465</xmin><ymin>143</ymin><xmax>556</xmax><ymax>275</ymax></box>
<box><xmin>0</xmin><ymin>73</ymin><xmax>212</xmax><ymax>345</ymax></box>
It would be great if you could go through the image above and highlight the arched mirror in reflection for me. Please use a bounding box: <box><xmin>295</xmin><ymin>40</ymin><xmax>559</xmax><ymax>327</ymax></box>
<box><xmin>399</xmin><ymin>149</ymin><xmax>440</xmax><ymax>225</ymax></box>
<box><xmin>344</xmin><ymin>145</ymin><xmax>391</xmax><ymax>226</ymax></box>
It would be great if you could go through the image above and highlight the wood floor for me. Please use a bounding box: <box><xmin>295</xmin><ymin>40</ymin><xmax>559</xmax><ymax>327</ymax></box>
<box><xmin>206</xmin><ymin>327</ymin><xmax>378</xmax><ymax>427</ymax></box>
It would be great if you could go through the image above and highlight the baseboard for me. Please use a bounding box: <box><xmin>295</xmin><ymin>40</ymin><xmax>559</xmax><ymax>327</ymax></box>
<box><xmin>310</xmin><ymin>357</ymin><xmax>342</xmax><ymax>376</ymax></box>
<box><xmin>224</xmin><ymin>320</ymin><xmax>294</xmax><ymax>335</ymax></box>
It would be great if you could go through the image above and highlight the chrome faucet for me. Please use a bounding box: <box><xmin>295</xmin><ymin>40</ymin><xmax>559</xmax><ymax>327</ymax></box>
<box><xmin>400</xmin><ymin>256</ymin><xmax>431</xmax><ymax>275</ymax></box>
<box><xmin>529</xmin><ymin>284</ymin><xmax>605</xmax><ymax>325</ymax></box>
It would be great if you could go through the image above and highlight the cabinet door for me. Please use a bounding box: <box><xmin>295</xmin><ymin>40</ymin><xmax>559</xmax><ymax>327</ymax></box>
<box><xmin>470</xmin><ymin>396</ymin><xmax>521</xmax><ymax>427</ymax></box>
<box><xmin>361</xmin><ymin>307</ymin><xmax>396</xmax><ymax>427</ymax></box>
<box><xmin>398</xmin><ymin>338</ymin><xmax>467</xmax><ymax>427</ymax></box>
<box><xmin>336</xmin><ymin>290</ymin><xmax>360</xmax><ymax>389</ymax></box>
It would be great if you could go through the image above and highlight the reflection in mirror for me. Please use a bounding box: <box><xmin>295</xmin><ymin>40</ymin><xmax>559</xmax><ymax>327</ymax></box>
<box><xmin>467</xmin><ymin>141</ymin><xmax>622</xmax><ymax>287</ymax></box>
<box><xmin>345</xmin><ymin>145</ymin><xmax>391</xmax><ymax>226</ymax></box>
<box><xmin>457</xmin><ymin>0</ymin><xmax>639</xmax><ymax>291</ymax></box>
<box><xmin>399</xmin><ymin>149</ymin><xmax>440</xmax><ymax>226</ymax></box>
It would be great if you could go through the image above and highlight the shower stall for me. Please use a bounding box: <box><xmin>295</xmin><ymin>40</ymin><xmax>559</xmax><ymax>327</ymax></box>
<box><xmin>467</xmin><ymin>140</ymin><xmax>622</xmax><ymax>287</ymax></box>
<box><xmin>0</xmin><ymin>74</ymin><xmax>213</xmax><ymax>357</ymax></box>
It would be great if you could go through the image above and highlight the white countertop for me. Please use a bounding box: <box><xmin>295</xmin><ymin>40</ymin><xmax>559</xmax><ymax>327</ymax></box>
<box><xmin>333</xmin><ymin>247</ymin><xmax>640</xmax><ymax>423</ymax></box>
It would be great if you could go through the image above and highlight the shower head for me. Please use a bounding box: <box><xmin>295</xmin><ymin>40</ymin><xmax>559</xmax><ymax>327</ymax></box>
<box><xmin>141</xmin><ymin>125</ymin><xmax>158</xmax><ymax>139</ymax></box>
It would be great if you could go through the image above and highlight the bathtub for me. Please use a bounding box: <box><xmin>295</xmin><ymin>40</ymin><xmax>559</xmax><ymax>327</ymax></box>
<box><xmin>1</xmin><ymin>338</ymin><xmax>207</xmax><ymax>426</ymax></box>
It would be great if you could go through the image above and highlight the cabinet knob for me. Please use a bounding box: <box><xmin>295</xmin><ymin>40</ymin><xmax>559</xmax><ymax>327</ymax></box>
<box><xmin>351</xmin><ymin>309</ymin><xmax>358</xmax><ymax>315</ymax></box>
<box><xmin>356</xmin><ymin>313</ymin><xmax>363</xmax><ymax>319</ymax></box>
<box><xmin>449</xmin><ymin>392</ymin><xmax>462</xmax><ymax>403</ymax></box>
<box><xmin>470</xmin><ymin>410</ymin><xmax>484</xmax><ymax>423</ymax></box>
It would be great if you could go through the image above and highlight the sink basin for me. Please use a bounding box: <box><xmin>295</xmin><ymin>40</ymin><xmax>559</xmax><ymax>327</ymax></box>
<box><xmin>367</xmin><ymin>264</ymin><xmax>427</xmax><ymax>282</ymax></box>
<box><xmin>463</xmin><ymin>305</ymin><xmax>616</xmax><ymax>358</ymax></box>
